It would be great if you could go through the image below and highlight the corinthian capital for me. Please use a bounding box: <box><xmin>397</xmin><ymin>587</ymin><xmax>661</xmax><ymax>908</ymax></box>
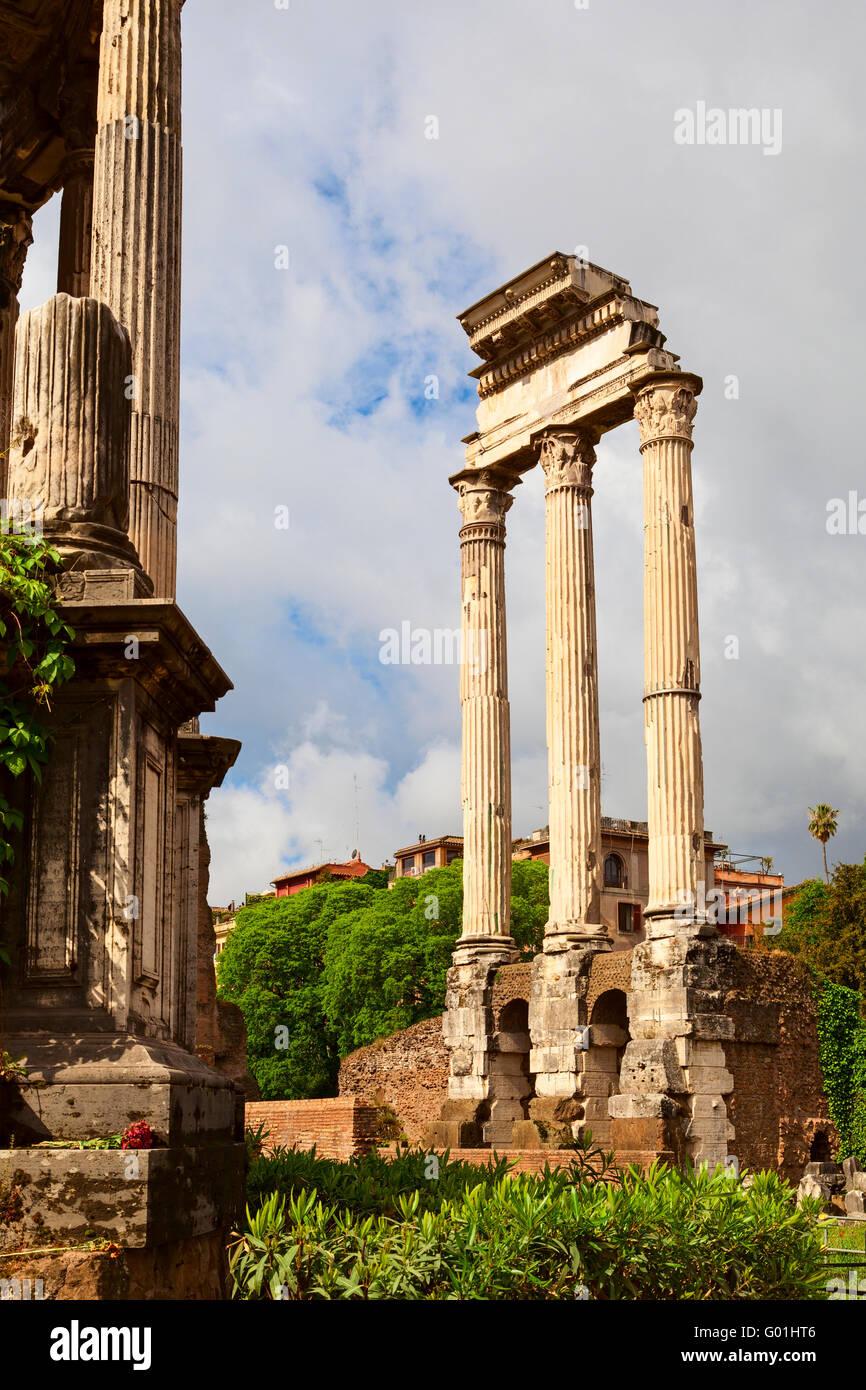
<box><xmin>538</xmin><ymin>428</ymin><xmax>596</xmax><ymax>492</ymax></box>
<box><xmin>0</xmin><ymin>206</ymin><xmax>34</xmax><ymax>301</ymax></box>
<box><xmin>455</xmin><ymin>470</ymin><xmax>515</xmax><ymax>527</ymax></box>
<box><xmin>632</xmin><ymin>373</ymin><xmax>701</xmax><ymax>446</ymax></box>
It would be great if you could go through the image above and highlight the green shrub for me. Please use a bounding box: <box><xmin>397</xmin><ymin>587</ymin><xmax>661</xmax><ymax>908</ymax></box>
<box><xmin>231</xmin><ymin>1148</ymin><xmax>826</xmax><ymax>1301</ymax></box>
<box><xmin>814</xmin><ymin>978</ymin><xmax>866</xmax><ymax>1162</ymax></box>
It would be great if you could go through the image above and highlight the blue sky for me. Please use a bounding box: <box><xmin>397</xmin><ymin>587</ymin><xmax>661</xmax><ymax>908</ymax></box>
<box><xmin>20</xmin><ymin>0</ymin><xmax>866</xmax><ymax>901</ymax></box>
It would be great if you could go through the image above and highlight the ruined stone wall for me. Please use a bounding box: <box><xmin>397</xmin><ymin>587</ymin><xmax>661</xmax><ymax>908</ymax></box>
<box><xmin>491</xmin><ymin>962</ymin><xmax>533</xmax><ymax>1020</ymax></box>
<box><xmin>338</xmin><ymin>1017</ymin><xmax>449</xmax><ymax>1144</ymax></box>
<box><xmin>245</xmin><ymin>1098</ymin><xmax>379</xmax><ymax>1160</ymax></box>
<box><xmin>195</xmin><ymin>807</ymin><xmax>260</xmax><ymax>1102</ymax></box>
<box><xmin>586</xmin><ymin>949</ymin><xmax>633</xmax><ymax>1017</ymax></box>
<box><xmin>721</xmin><ymin>950</ymin><xmax>835</xmax><ymax>1183</ymax></box>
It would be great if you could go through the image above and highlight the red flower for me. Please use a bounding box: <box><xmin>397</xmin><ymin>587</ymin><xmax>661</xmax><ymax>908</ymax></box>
<box><xmin>120</xmin><ymin>1120</ymin><xmax>154</xmax><ymax>1150</ymax></box>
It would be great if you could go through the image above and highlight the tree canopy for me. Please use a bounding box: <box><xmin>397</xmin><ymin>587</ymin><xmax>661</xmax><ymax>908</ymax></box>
<box><xmin>217</xmin><ymin>857</ymin><xmax>550</xmax><ymax>1099</ymax></box>
<box><xmin>765</xmin><ymin>859</ymin><xmax>866</xmax><ymax>999</ymax></box>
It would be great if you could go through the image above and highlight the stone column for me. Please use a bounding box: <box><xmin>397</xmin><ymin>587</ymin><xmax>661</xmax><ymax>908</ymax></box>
<box><xmin>633</xmin><ymin>370</ymin><xmax>709</xmax><ymax>937</ymax></box>
<box><xmin>90</xmin><ymin>0</ymin><xmax>184</xmax><ymax>599</ymax></box>
<box><xmin>7</xmin><ymin>293</ymin><xmax>142</xmax><ymax>573</ymax></box>
<box><xmin>57</xmin><ymin>71</ymin><xmax>97</xmax><ymax>299</ymax></box>
<box><xmin>0</xmin><ymin>204</ymin><xmax>33</xmax><ymax>494</ymax></box>
<box><xmin>609</xmin><ymin>370</ymin><xmax>732</xmax><ymax>1169</ymax></box>
<box><xmin>57</xmin><ymin>151</ymin><xmax>95</xmax><ymax>299</ymax></box>
<box><xmin>453</xmin><ymin>467</ymin><xmax>518</xmax><ymax>962</ymax></box>
<box><xmin>539</xmin><ymin>426</ymin><xmax>607</xmax><ymax>949</ymax></box>
<box><xmin>430</xmin><ymin>467</ymin><xmax>517</xmax><ymax>1149</ymax></box>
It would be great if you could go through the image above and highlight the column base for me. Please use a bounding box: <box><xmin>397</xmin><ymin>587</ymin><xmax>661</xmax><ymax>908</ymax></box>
<box><xmin>542</xmin><ymin>923</ymin><xmax>611</xmax><ymax>954</ymax></box>
<box><xmin>642</xmin><ymin>912</ymin><xmax>717</xmax><ymax>941</ymax></box>
<box><xmin>452</xmin><ymin>935</ymin><xmax>518</xmax><ymax>968</ymax></box>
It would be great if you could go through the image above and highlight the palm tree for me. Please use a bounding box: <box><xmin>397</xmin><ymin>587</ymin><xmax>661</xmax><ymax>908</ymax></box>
<box><xmin>807</xmin><ymin>803</ymin><xmax>839</xmax><ymax>884</ymax></box>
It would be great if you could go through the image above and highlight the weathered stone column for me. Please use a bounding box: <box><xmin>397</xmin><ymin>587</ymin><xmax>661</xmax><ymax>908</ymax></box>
<box><xmin>539</xmin><ymin>426</ymin><xmax>607</xmax><ymax>949</ymax></box>
<box><xmin>633</xmin><ymin>370</ymin><xmax>708</xmax><ymax>936</ymax></box>
<box><xmin>430</xmin><ymin>467</ymin><xmax>518</xmax><ymax>1149</ymax></box>
<box><xmin>0</xmin><ymin>203</ymin><xmax>32</xmax><ymax>493</ymax></box>
<box><xmin>453</xmin><ymin>466</ymin><xmax>518</xmax><ymax>962</ymax></box>
<box><xmin>90</xmin><ymin>0</ymin><xmax>184</xmax><ymax>598</ymax></box>
<box><xmin>57</xmin><ymin>71</ymin><xmax>97</xmax><ymax>299</ymax></box>
<box><xmin>609</xmin><ymin>370</ymin><xmax>732</xmax><ymax>1169</ymax></box>
<box><xmin>8</xmin><ymin>293</ymin><xmax>143</xmax><ymax>574</ymax></box>
<box><xmin>57</xmin><ymin>151</ymin><xmax>95</xmax><ymax>299</ymax></box>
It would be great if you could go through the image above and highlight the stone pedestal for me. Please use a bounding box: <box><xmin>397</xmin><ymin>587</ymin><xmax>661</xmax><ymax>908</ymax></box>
<box><xmin>609</xmin><ymin>935</ymin><xmax>735</xmax><ymax>1167</ymax></box>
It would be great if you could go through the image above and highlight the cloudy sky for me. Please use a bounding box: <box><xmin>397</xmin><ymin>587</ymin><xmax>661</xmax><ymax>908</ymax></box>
<box><xmin>21</xmin><ymin>0</ymin><xmax>866</xmax><ymax>903</ymax></box>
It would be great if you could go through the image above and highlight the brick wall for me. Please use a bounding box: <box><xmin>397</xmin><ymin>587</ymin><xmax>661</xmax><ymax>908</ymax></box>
<box><xmin>245</xmin><ymin>1097</ymin><xmax>379</xmax><ymax>1160</ymax></box>
<box><xmin>338</xmin><ymin>1017</ymin><xmax>449</xmax><ymax>1144</ymax></box>
<box><xmin>720</xmin><ymin>949</ymin><xmax>836</xmax><ymax>1182</ymax></box>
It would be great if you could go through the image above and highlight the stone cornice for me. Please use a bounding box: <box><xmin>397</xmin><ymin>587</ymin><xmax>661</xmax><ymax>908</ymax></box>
<box><xmin>58</xmin><ymin>596</ymin><xmax>233</xmax><ymax>726</ymax></box>
<box><xmin>177</xmin><ymin>732</ymin><xmax>241</xmax><ymax>797</ymax></box>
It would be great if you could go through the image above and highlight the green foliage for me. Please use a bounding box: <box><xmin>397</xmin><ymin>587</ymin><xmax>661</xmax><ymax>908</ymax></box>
<box><xmin>219</xmin><ymin>859</ymin><xmax>550</xmax><ymax>1097</ymax></box>
<box><xmin>814</xmin><ymin>979</ymin><xmax>866</xmax><ymax>1163</ymax></box>
<box><xmin>770</xmin><ymin>862</ymin><xmax>866</xmax><ymax>998</ymax></box>
<box><xmin>0</xmin><ymin>533</ymin><xmax>75</xmax><ymax>955</ymax></box>
<box><xmin>231</xmin><ymin>1148</ymin><xmax>827</xmax><ymax>1301</ymax></box>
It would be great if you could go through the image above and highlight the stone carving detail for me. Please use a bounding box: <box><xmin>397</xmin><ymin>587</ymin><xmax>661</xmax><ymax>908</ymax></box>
<box><xmin>457</xmin><ymin>474</ymin><xmax>514</xmax><ymax>527</ymax></box>
<box><xmin>633</xmin><ymin>382</ymin><xmax>698</xmax><ymax>444</ymax></box>
<box><xmin>539</xmin><ymin>429</ymin><xmax>595</xmax><ymax>492</ymax></box>
<box><xmin>0</xmin><ymin>206</ymin><xmax>33</xmax><ymax>301</ymax></box>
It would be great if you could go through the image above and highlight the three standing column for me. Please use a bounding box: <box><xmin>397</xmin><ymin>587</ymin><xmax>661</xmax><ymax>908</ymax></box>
<box><xmin>632</xmin><ymin>371</ymin><xmax>710</xmax><ymax>936</ymax></box>
<box><xmin>540</xmin><ymin>427</ymin><xmax>607</xmax><ymax>950</ymax></box>
<box><xmin>453</xmin><ymin>467</ymin><xmax>518</xmax><ymax>961</ymax></box>
<box><xmin>90</xmin><ymin>0</ymin><xmax>184</xmax><ymax>598</ymax></box>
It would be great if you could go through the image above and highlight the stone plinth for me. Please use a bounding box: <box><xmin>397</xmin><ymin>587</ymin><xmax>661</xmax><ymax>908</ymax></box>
<box><xmin>610</xmin><ymin>935</ymin><xmax>736</xmax><ymax>1167</ymax></box>
<box><xmin>0</xmin><ymin>1144</ymin><xmax>244</xmax><ymax>1253</ymax></box>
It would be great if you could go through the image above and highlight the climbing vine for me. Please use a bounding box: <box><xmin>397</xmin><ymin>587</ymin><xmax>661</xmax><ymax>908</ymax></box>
<box><xmin>0</xmin><ymin>530</ymin><xmax>75</xmax><ymax>960</ymax></box>
<box><xmin>814</xmin><ymin>976</ymin><xmax>866</xmax><ymax>1163</ymax></box>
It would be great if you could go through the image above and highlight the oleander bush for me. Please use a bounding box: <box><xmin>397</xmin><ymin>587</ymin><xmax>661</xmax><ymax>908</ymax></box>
<box><xmin>231</xmin><ymin>1147</ymin><xmax>827</xmax><ymax>1301</ymax></box>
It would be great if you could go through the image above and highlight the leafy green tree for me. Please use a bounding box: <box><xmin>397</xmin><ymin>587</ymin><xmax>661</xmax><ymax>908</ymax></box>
<box><xmin>808</xmin><ymin>802</ymin><xmax>839</xmax><ymax>883</ymax></box>
<box><xmin>218</xmin><ymin>856</ymin><xmax>550</xmax><ymax>1096</ymax></box>
<box><xmin>217</xmin><ymin>881</ymin><xmax>378</xmax><ymax>1099</ymax></box>
<box><xmin>769</xmin><ymin>861</ymin><xmax>866</xmax><ymax>998</ymax></box>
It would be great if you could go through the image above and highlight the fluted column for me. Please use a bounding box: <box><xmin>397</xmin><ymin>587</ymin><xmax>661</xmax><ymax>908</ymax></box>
<box><xmin>7</xmin><ymin>293</ymin><xmax>141</xmax><ymax>572</ymax></box>
<box><xmin>633</xmin><ymin>370</ymin><xmax>711</xmax><ymax>937</ymax></box>
<box><xmin>0</xmin><ymin>204</ymin><xmax>33</xmax><ymax>495</ymax></box>
<box><xmin>58</xmin><ymin>151</ymin><xmax>95</xmax><ymax>299</ymax></box>
<box><xmin>540</xmin><ymin>427</ymin><xmax>607</xmax><ymax>949</ymax></box>
<box><xmin>453</xmin><ymin>467</ymin><xmax>518</xmax><ymax>959</ymax></box>
<box><xmin>90</xmin><ymin>0</ymin><xmax>184</xmax><ymax>598</ymax></box>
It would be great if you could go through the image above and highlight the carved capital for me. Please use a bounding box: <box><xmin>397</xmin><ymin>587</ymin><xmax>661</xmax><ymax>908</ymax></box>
<box><xmin>633</xmin><ymin>379</ymin><xmax>699</xmax><ymax>447</ymax></box>
<box><xmin>538</xmin><ymin>428</ymin><xmax>596</xmax><ymax>492</ymax></box>
<box><xmin>455</xmin><ymin>471</ymin><xmax>515</xmax><ymax>528</ymax></box>
<box><xmin>0</xmin><ymin>206</ymin><xmax>34</xmax><ymax>301</ymax></box>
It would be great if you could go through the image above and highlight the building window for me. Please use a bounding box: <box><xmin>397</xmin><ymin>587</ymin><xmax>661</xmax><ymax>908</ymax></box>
<box><xmin>446</xmin><ymin>849</ymin><xmax>460</xmax><ymax>864</ymax></box>
<box><xmin>618</xmin><ymin>902</ymin><xmax>635</xmax><ymax>933</ymax></box>
<box><xmin>604</xmin><ymin>853</ymin><xmax>626</xmax><ymax>889</ymax></box>
<box><xmin>422</xmin><ymin>850</ymin><xmax>436</xmax><ymax>870</ymax></box>
<box><xmin>401</xmin><ymin>856</ymin><xmax>416</xmax><ymax>875</ymax></box>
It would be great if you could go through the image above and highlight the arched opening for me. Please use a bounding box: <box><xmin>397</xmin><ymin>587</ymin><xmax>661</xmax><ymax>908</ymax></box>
<box><xmin>584</xmin><ymin>989</ymin><xmax>631</xmax><ymax>1147</ymax></box>
<box><xmin>484</xmin><ymin>997</ymin><xmax>533</xmax><ymax>1147</ymax></box>
<box><xmin>810</xmin><ymin>1131</ymin><xmax>832</xmax><ymax>1163</ymax></box>
<box><xmin>604</xmin><ymin>853</ymin><xmax>626</xmax><ymax>889</ymax></box>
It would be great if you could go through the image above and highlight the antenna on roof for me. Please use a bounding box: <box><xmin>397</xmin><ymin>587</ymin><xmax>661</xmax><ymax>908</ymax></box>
<box><xmin>352</xmin><ymin>773</ymin><xmax>361</xmax><ymax>856</ymax></box>
<box><xmin>315</xmin><ymin>838</ymin><xmax>324</xmax><ymax>862</ymax></box>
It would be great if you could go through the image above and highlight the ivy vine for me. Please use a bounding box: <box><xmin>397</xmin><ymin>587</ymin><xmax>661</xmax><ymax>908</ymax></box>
<box><xmin>814</xmin><ymin>976</ymin><xmax>866</xmax><ymax>1163</ymax></box>
<box><xmin>0</xmin><ymin>530</ymin><xmax>75</xmax><ymax>963</ymax></box>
